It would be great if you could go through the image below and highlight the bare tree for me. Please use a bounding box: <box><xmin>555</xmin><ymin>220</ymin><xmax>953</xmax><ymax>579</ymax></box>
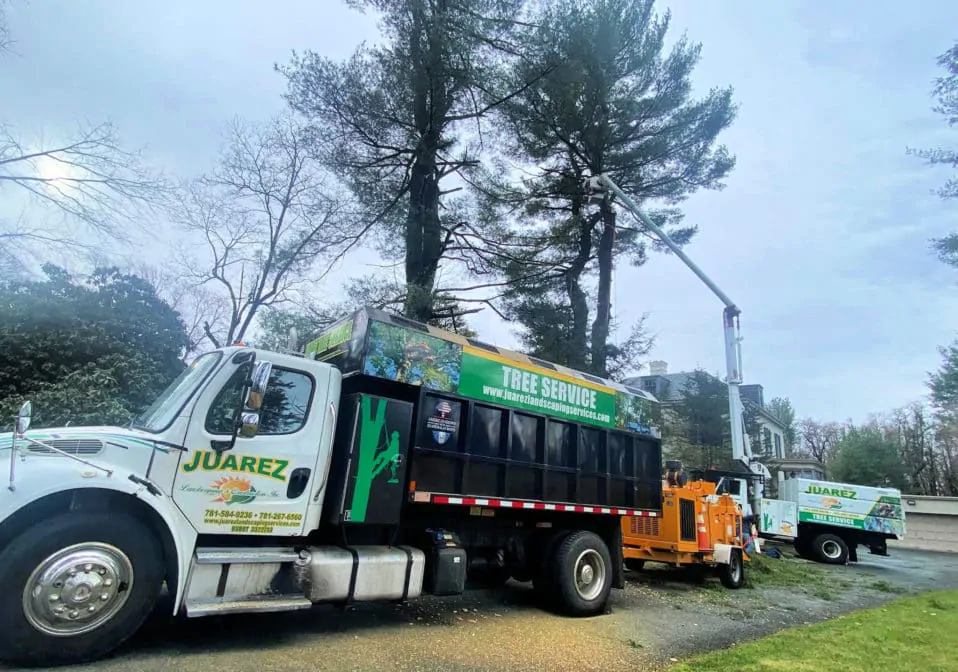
<box><xmin>130</xmin><ymin>263</ymin><xmax>229</xmax><ymax>359</ymax></box>
<box><xmin>0</xmin><ymin>7</ymin><xmax>166</xmax><ymax>271</ymax></box>
<box><xmin>0</xmin><ymin>121</ymin><xmax>168</xmax><ymax>270</ymax></box>
<box><xmin>797</xmin><ymin>418</ymin><xmax>842</xmax><ymax>465</ymax></box>
<box><xmin>174</xmin><ymin>115</ymin><xmax>357</xmax><ymax>347</ymax></box>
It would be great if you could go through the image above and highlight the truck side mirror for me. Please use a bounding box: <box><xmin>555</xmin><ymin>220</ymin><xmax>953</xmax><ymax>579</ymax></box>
<box><xmin>15</xmin><ymin>401</ymin><xmax>31</xmax><ymax>435</ymax></box>
<box><xmin>245</xmin><ymin>361</ymin><xmax>273</xmax><ymax>411</ymax></box>
<box><xmin>238</xmin><ymin>411</ymin><xmax>261</xmax><ymax>438</ymax></box>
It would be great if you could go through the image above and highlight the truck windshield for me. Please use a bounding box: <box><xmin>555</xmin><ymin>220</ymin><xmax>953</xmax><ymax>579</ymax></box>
<box><xmin>131</xmin><ymin>352</ymin><xmax>223</xmax><ymax>433</ymax></box>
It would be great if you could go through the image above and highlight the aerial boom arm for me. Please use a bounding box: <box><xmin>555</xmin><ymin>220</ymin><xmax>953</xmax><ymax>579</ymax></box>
<box><xmin>584</xmin><ymin>175</ymin><xmax>762</xmax><ymax>492</ymax></box>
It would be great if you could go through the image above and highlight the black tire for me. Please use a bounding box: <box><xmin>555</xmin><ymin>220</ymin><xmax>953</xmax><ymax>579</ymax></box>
<box><xmin>793</xmin><ymin>538</ymin><xmax>814</xmax><ymax>560</ymax></box>
<box><xmin>811</xmin><ymin>533</ymin><xmax>849</xmax><ymax>565</ymax></box>
<box><xmin>0</xmin><ymin>511</ymin><xmax>165</xmax><ymax>667</ymax></box>
<box><xmin>550</xmin><ymin>531</ymin><xmax>613</xmax><ymax>617</ymax></box>
<box><xmin>533</xmin><ymin>531</ymin><xmax>569</xmax><ymax>607</ymax></box>
<box><xmin>624</xmin><ymin>558</ymin><xmax>645</xmax><ymax>573</ymax></box>
<box><xmin>718</xmin><ymin>550</ymin><xmax>745</xmax><ymax>589</ymax></box>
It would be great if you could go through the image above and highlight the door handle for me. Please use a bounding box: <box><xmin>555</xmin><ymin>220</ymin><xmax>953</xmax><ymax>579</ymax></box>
<box><xmin>210</xmin><ymin>439</ymin><xmax>232</xmax><ymax>453</ymax></box>
<box><xmin>287</xmin><ymin>467</ymin><xmax>311</xmax><ymax>499</ymax></box>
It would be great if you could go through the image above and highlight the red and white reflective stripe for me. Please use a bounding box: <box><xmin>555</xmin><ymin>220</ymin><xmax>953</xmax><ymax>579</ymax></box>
<box><xmin>416</xmin><ymin>492</ymin><xmax>658</xmax><ymax>517</ymax></box>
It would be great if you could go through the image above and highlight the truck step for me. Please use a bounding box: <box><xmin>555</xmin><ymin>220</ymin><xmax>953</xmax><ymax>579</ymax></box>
<box><xmin>195</xmin><ymin>547</ymin><xmax>301</xmax><ymax>565</ymax></box>
<box><xmin>185</xmin><ymin>595</ymin><xmax>312</xmax><ymax>617</ymax></box>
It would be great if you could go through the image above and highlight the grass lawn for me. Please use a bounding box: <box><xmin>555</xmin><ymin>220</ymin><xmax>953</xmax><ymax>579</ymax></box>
<box><xmin>671</xmin><ymin>590</ymin><xmax>958</xmax><ymax>672</ymax></box>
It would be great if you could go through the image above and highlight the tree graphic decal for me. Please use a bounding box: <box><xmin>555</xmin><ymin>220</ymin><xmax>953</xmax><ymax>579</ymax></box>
<box><xmin>349</xmin><ymin>396</ymin><xmax>402</xmax><ymax>523</ymax></box>
<box><xmin>362</xmin><ymin>320</ymin><xmax>462</xmax><ymax>392</ymax></box>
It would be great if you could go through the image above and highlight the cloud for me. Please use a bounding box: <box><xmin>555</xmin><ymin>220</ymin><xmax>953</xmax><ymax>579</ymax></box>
<box><xmin>3</xmin><ymin>0</ymin><xmax>958</xmax><ymax>424</ymax></box>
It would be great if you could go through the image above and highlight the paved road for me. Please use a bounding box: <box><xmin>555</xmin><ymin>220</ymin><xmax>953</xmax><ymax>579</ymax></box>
<box><xmin>11</xmin><ymin>548</ymin><xmax>958</xmax><ymax>672</ymax></box>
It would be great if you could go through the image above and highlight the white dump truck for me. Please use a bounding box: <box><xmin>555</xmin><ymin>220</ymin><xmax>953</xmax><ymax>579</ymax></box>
<box><xmin>698</xmin><ymin>470</ymin><xmax>906</xmax><ymax>564</ymax></box>
<box><xmin>0</xmin><ymin>308</ymin><xmax>665</xmax><ymax>666</ymax></box>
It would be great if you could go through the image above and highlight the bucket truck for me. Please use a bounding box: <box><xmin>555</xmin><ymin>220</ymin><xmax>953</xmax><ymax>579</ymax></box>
<box><xmin>583</xmin><ymin>174</ymin><xmax>905</xmax><ymax>567</ymax></box>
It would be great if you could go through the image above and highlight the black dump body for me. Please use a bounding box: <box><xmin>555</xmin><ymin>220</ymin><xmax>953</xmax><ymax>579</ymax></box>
<box><xmin>309</xmin><ymin>308</ymin><xmax>663</xmax><ymax>524</ymax></box>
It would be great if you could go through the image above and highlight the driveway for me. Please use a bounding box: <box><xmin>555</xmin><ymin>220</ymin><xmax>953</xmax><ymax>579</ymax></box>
<box><xmin>11</xmin><ymin>547</ymin><xmax>958</xmax><ymax>672</ymax></box>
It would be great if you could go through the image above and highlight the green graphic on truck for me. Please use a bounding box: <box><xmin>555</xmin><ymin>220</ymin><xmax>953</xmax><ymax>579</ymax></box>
<box><xmin>793</xmin><ymin>479</ymin><xmax>905</xmax><ymax>538</ymax></box>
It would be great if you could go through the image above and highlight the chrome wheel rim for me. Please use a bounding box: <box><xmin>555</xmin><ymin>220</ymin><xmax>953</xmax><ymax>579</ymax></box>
<box><xmin>22</xmin><ymin>542</ymin><xmax>134</xmax><ymax>637</ymax></box>
<box><xmin>573</xmin><ymin>549</ymin><xmax>607</xmax><ymax>601</ymax></box>
<box><xmin>730</xmin><ymin>554</ymin><xmax>742</xmax><ymax>582</ymax></box>
<box><xmin>821</xmin><ymin>540</ymin><xmax>842</xmax><ymax>560</ymax></box>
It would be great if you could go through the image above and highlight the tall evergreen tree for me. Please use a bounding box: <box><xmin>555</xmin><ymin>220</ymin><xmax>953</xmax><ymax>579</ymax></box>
<box><xmin>486</xmin><ymin>0</ymin><xmax>736</xmax><ymax>376</ymax></box>
<box><xmin>280</xmin><ymin>0</ymin><xmax>530</xmax><ymax>324</ymax></box>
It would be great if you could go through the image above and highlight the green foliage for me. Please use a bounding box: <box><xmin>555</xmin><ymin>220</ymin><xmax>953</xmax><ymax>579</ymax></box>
<box><xmin>489</xmin><ymin>0</ymin><xmax>736</xmax><ymax>376</ymax></box>
<box><xmin>930</xmin><ymin>339</ymin><xmax>958</xmax><ymax>414</ymax></box>
<box><xmin>767</xmin><ymin>397</ymin><xmax>797</xmax><ymax>451</ymax></box>
<box><xmin>280</xmin><ymin>0</ymin><xmax>525</xmax><ymax>323</ymax></box>
<box><xmin>828</xmin><ymin>424</ymin><xmax>907</xmax><ymax>490</ymax></box>
<box><xmin>0</xmin><ymin>265</ymin><xmax>188</xmax><ymax>429</ymax></box>
<box><xmin>908</xmin><ymin>42</ymin><xmax>958</xmax><ymax>200</ymax></box>
<box><xmin>667</xmin><ymin>370</ymin><xmax>733</xmax><ymax>469</ymax></box>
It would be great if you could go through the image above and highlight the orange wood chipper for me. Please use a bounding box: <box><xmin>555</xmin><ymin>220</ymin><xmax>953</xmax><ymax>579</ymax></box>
<box><xmin>622</xmin><ymin>461</ymin><xmax>747</xmax><ymax>588</ymax></box>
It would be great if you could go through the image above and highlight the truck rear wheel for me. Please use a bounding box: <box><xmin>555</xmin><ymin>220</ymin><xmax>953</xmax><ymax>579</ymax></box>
<box><xmin>811</xmin><ymin>533</ymin><xmax>849</xmax><ymax>565</ymax></box>
<box><xmin>718</xmin><ymin>549</ymin><xmax>745</xmax><ymax>589</ymax></box>
<box><xmin>0</xmin><ymin>511</ymin><xmax>165</xmax><ymax>667</ymax></box>
<box><xmin>533</xmin><ymin>531</ymin><xmax>569</xmax><ymax>607</ymax></box>
<box><xmin>550</xmin><ymin>531</ymin><xmax>613</xmax><ymax>617</ymax></box>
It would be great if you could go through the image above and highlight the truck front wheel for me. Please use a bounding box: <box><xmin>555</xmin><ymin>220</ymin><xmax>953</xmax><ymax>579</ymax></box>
<box><xmin>811</xmin><ymin>533</ymin><xmax>849</xmax><ymax>565</ymax></box>
<box><xmin>551</xmin><ymin>531</ymin><xmax>613</xmax><ymax>617</ymax></box>
<box><xmin>0</xmin><ymin>511</ymin><xmax>165</xmax><ymax>667</ymax></box>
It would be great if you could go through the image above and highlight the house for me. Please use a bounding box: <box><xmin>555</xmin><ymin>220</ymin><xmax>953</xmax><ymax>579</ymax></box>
<box><xmin>624</xmin><ymin>361</ymin><xmax>791</xmax><ymax>459</ymax></box>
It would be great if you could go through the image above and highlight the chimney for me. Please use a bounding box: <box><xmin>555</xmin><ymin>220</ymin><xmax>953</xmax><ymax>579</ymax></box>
<box><xmin>649</xmin><ymin>360</ymin><xmax>668</xmax><ymax>376</ymax></box>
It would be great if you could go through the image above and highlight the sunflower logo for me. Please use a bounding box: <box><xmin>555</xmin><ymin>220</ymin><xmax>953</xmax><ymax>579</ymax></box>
<box><xmin>211</xmin><ymin>477</ymin><xmax>258</xmax><ymax>505</ymax></box>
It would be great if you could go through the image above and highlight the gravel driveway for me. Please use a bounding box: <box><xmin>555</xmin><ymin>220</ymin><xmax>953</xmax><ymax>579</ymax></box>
<box><xmin>10</xmin><ymin>547</ymin><xmax>958</xmax><ymax>672</ymax></box>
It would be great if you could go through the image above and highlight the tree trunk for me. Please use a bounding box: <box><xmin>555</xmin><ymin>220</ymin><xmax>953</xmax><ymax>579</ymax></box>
<box><xmin>404</xmin><ymin>152</ymin><xmax>442</xmax><ymax>322</ymax></box>
<box><xmin>590</xmin><ymin>202</ymin><xmax>616</xmax><ymax>377</ymax></box>
<box><xmin>564</xmin><ymin>197</ymin><xmax>592</xmax><ymax>370</ymax></box>
<box><xmin>402</xmin><ymin>2</ymin><xmax>445</xmax><ymax>324</ymax></box>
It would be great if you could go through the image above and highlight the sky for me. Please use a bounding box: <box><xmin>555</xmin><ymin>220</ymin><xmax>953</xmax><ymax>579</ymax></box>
<box><xmin>2</xmin><ymin>0</ymin><xmax>958</xmax><ymax>424</ymax></box>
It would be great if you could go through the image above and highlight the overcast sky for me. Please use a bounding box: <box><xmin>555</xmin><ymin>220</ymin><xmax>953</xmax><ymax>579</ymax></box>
<box><xmin>3</xmin><ymin>1</ymin><xmax>958</xmax><ymax>423</ymax></box>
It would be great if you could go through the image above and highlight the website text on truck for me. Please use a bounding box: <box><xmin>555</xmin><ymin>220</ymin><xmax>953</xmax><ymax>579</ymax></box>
<box><xmin>0</xmin><ymin>308</ymin><xmax>663</xmax><ymax>667</ymax></box>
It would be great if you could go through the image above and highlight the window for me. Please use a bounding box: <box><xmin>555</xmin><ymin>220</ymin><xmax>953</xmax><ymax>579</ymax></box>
<box><xmin>717</xmin><ymin>478</ymin><xmax>742</xmax><ymax>496</ymax></box>
<box><xmin>134</xmin><ymin>351</ymin><xmax>222</xmax><ymax>433</ymax></box>
<box><xmin>763</xmin><ymin>427</ymin><xmax>772</xmax><ymax>455</ymax></box>
<box><xmin>206</xmin><ymin>366</ymin><xmax>314</xmax><ymax>435</ymax></box>
<box><xmin>774</xmin><ymin>433</ymin><xmax>782</xmax><ymax>457</ymax></box>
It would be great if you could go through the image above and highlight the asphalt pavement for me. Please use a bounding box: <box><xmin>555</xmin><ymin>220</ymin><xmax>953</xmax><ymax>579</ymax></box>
<box><xmin>11</xmin><ymin>547</ymin><xmax>958</xmax><ymax>672</ymax></box>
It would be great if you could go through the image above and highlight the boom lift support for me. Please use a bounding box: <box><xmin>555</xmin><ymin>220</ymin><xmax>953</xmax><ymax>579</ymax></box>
<box><xmin>583</xmin><ymin>174</ymin><xmax>771</xmax><ymax>521</ymax></box>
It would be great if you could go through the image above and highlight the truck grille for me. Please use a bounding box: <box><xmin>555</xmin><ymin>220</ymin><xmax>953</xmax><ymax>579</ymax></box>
<box><xmin>629</xmin><ymin>516</ymin><xmax>659</xmax><ymax>536</ymax></box>
<box><xmin>679</xmin><ymin>499</ymin><xmax>696</xmax><ymax>542</ymax></box>
<box><xmin>27</xmin><ymin>439</ymin><xmax>104</xmax><ymax>456</ymax></box>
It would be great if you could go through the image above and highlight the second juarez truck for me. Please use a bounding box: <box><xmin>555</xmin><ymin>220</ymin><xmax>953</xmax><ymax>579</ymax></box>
<box><xmin>0</xmin><ymin>308</ymin><xmax>663</xmax><ymax>666</ymax></box>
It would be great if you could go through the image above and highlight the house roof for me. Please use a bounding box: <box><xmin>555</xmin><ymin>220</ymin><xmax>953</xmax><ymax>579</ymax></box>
<box><xmin>624</xmin><ymin>370</ymin><xmax>790</xmax><ymax>431</ymax></box>
<box><xmin>622</xmin><ymin>372</ymin><xmax>695</xmax><ymax>402</ymax></box>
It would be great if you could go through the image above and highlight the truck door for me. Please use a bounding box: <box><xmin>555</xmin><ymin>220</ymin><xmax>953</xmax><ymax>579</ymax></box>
<box><xmin>173</xmin><ymin>355</ymin><xmax>336</xmax><ymax>536</ymax></box>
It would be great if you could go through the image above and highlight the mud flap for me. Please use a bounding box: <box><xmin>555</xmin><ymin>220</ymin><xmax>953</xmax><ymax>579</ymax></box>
<box><xmin>713</xmin><ymin>543</ymin><xmax>733</xmax><ymax>565</ymax></box>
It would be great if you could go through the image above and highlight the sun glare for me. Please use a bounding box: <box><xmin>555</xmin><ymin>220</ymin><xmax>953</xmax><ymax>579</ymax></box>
<box><xmin>31</xmin><ymin>155</ymin><xmax>76</xmax><ymax>185</ymax></box>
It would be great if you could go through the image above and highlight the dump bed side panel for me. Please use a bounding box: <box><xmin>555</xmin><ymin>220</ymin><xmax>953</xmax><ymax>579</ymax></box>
<box><xmin>409</xmin><ymin>388</ymin><xmax>663</xmax><ymax>513</ymax></box>
<box><xmin>786</xmin><ymin>478</ymin><xmax>905</xmax><ymax>539</ymax></box>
